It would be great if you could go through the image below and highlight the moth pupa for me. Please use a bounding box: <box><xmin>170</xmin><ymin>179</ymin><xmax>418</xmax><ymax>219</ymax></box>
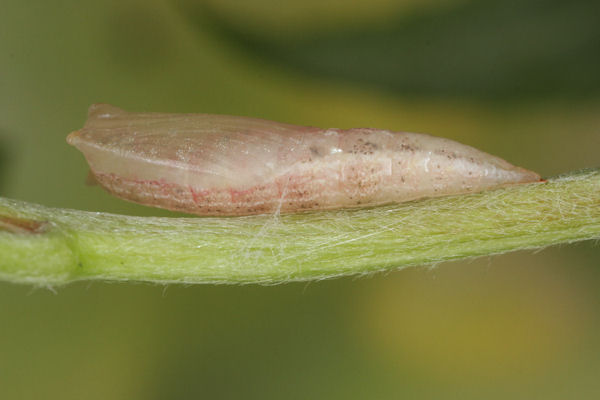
<box><xmin>67</xmin><ymin>104</ymin><xmax>541</xmax><ymax>216</ymax></box>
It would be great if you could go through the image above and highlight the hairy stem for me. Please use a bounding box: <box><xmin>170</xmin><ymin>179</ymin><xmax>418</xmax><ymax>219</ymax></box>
<box><xmin>1</xmin><ymin>169</ymin><xmax>599</xmax><ymax>286</ymax></box>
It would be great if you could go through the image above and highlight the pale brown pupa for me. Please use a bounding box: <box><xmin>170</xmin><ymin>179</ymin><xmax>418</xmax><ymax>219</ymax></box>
<box><xmin>67</xmin><ymin>104</ymin><xmax>541</xmax><ymax>216</ymax></box>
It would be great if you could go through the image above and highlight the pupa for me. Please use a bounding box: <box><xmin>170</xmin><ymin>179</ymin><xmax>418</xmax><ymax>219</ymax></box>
<box><xmin>67</xmin><ymin>104</ymin><xmax>541</xmax><ymax>216</ymax></box>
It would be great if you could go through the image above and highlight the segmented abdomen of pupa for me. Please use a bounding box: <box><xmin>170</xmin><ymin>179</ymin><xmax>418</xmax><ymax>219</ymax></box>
<box><xmin>66</xmin><ymin>104</ymin><xmax>541</xmax><ymax>216</ymax></box>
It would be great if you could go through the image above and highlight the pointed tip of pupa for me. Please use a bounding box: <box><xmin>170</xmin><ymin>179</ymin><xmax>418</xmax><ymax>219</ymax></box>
<box><xmin>513</xmin><ymin>167</ymin><xmax>543</xmax><ymax>184</ymax></box>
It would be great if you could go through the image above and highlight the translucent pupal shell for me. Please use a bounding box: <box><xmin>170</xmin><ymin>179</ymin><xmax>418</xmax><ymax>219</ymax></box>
<box><xmin>67</xmin><ymin>104</ymin><xmax>541</xmax><ymax>216</ymax></box>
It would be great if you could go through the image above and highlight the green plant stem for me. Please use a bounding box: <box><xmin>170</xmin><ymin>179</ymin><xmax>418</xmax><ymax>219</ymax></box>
<box><xmin>1</xmin><ymin>169</ymin><xmax>599</xmax><ymax>286</ymax></box>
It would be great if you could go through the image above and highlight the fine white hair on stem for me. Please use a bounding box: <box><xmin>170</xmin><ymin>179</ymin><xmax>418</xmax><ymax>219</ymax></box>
<box><xmin>0</xmin><ymin>169</ymin><xmax>598</xmax><ymax>287</ymax></box>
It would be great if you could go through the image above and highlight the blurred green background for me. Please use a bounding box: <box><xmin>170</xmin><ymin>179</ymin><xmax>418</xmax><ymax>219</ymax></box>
<box><xmin>1</xmin><ymin>0</ymin><xmax>599</xmax><ymax>398</ymax></box>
